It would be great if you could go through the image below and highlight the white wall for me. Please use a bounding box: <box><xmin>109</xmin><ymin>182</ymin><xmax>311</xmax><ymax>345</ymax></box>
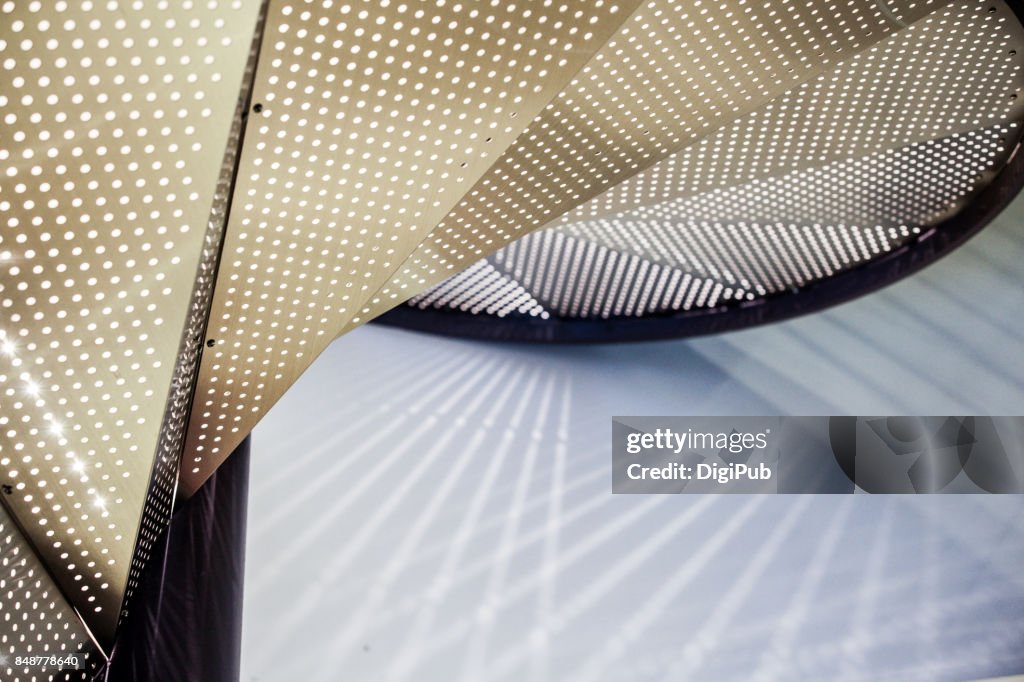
<box><xmin>241</xmin><ymin>197</ymin><xmax>1024</xmax><ymax>681</ymax></box>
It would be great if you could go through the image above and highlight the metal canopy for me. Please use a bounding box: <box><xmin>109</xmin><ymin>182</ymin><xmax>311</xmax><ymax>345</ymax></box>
<box><xmin>0</xmin><ymin>0</ymin><xmax>262</xmax><ymax>654</ymax></box>
<box><xmin>381</xmin><ymin>0</ymin><xmax>1024</xmax><ymax>341</ymax></box>
<box><xmin>180</xmin><ymin>0</ymin><xmax>957</xmax><ymax>496</ymax></box>
<box><xmin>178</xmin><ymin>0</ymin><xmax>646</xmax><ymax>496</ymax></box>
<box><xmin>2</xmin><ymin>0</ymin><xmax>1024</xmax><ymax>674</ymax></box>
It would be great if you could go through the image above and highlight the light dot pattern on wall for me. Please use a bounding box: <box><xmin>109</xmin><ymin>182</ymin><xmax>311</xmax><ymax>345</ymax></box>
<box><xmin>180</xmin><ymin>0</ymin><xmax>645</xmax><ymax>497</ymax></box>
<box><xmin>1</xmin><ymin>505</ymin><xmax>99</xmax><ymax>682</ymax></box>
<box><xmin>0</xmin><ymin>0</ymin><xmax>261</xmax><ymax>649</ymax></box>
<box><xmin>497</xmin><ymin>231</ymin><xmax>742</xmax><ymax>318</ymax></box>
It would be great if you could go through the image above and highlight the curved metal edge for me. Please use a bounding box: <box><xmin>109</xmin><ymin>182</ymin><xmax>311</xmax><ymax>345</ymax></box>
<box><xmin>373</xmin><ymin>2</ymin><xmax>1024</xmax><ymax>345</ymax></box>
<box><xmin>374</xmin><ymin>135</ymin><xmax>1024</xmax><ymax>345</ymax></box>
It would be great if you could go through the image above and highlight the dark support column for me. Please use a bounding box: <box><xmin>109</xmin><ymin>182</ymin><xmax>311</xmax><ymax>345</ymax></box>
<box><xmin>106</xmin><ymin>437</ymin><xmax>251</xmax><ymax>682</ymax></box>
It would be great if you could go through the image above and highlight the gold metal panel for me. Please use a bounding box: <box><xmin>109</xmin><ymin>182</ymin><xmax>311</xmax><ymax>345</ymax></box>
<box><xmin>557</xmin><ymin>0</ymin><xmax>1024</xmax><ymax>227</ymax></box>
<box><xmin>557</xmin><ymin>127</ymin><xmax>1020</xmax><ymax>297</ymax></box>
<box><xmin>402</xmin><ymin>0</ymin><xmax>1024</xmax><ymax>321</ymax></box>
<box><xmin>446</xmin><ymin>125</ymin><xmax>1020</xmax><ymax>320</ymax></box>
<box><xmin>0</xmin><ymin>0</ymin><xmax>261</xmax><ymax>646</ymax></box>
<box><xmin>352</xmin><ymin>0</ymin><xmax>955</xmax><ymax>325</ymax></box>
<box><xmin>1</xmin><ymin>504</ymin><xmax>100</xmax><ymax>681</ymax></box>
<box><xmin>180</xmin><ymin>0</ymin><xmax>644</xmax><ymax>496</ymax></box>
<box><xmin>116</xmin><ymin>5</ymin><xmax>268</xmax><ymax>639</ymax></box>
<box><xmin>181</xmin><ymin>0</ymin><xmax>954</xmax><ymax>495</ymax></box>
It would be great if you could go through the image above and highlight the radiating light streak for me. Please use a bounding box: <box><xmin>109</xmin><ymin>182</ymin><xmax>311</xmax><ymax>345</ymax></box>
<box><xmin>248</xmin><ymin>354</ymin><xmax>505</xmax><ymax>670</ymax></box>
<box><xmin>249</xmin><ymin>353</ymin><xmax>491</xmax><ymax>546</ymax></box>
<box><xmin>751</xmin><ymin>496</ymin><xmax>856</xmax><ymax>682</ymax></box>
<box><xmin>665</xmin><ymin>495</ymin><xmax>815</xmax><ymax>679</ymax></box>
<box><xmin>565</xmin><ymin>494</ymin><xmax>768</xmax><ymax>682</ymax></box>
<box><xmin>835</xmin><ymin>497</ymin><xmax>895</xmax><ymax>680</ymax></box>
<box><xmin>480</xmin><ymin>495</ymin><xmax>719</xmax><ymax>680</ymax></box>
<box><xmin>529</xmin><ymin>380</ymin><xmax>572</xmax><ymax>682</ymax></box>
<box><xmin>249</xmin><ymin>348</ymin><xmax>471</xmax><ymax>506</ymax></box>
<box><xmin>311</xmin><ymin>361</ymin><xmax>517</xmax><ymax>675</ymax></box>
<box><xmin>457</xmin><ymin>373</ymin><xmax>558</xmax><ymax>682</ymax></box>
<box><xmin>383</xmin><ymin>361</ymin><xmax>544</xmax><ymax>681</ymax></box>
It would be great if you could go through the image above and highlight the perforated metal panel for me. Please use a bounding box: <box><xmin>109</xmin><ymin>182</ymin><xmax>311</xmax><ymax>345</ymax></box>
<box><xmin>356</xmin><ymin>0</ymin><xmax>957</xmax><ymax>318</ymax></box>
<box><xmin>0</xmin><ymin>0</ymin><xmax>262</xmax><ymax>649</ymax></box>
<box><xmin>179</xmin><ymin>0</ymin><xmax>646</xmax><ymax>496</ymax></box>
<box><xmin>180</xmin><ymin>0</ymin><xmax>962</xmax><ymax>496</ymax></box>
<box><xmin>1</xmin><ymin>505</ymin><xmax>100</xmax><ymax>682</ymax></box>
<box><xmin>559</xmin><ymin>128</ymin><xmax>1017</xmax><ymax>299</ymax></box>
<box><xmin>408</xmin><ymin>260</ymin><xmax>550</xmax><ymax>320</ymax></box>
<box><xmin>383</xmin><ymin>0</ymin><xmax>1024</xmax><ymax>340</ymax></box>
<box><xmin>562</xmin><ymin>1</ymin><xmax>1024</xmax><ymax>223</ymax></box>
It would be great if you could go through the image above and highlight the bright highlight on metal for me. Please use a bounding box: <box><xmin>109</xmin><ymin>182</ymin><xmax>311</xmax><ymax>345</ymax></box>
<box><xmin>1</xmin><ymin>505</ymin><xmax>100</xmax><ymax>681</ymax></box>
<box><xmin>0</xmin><ymin>0</ymin><xmax>261</xmax><ymax>652</ymax></box>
